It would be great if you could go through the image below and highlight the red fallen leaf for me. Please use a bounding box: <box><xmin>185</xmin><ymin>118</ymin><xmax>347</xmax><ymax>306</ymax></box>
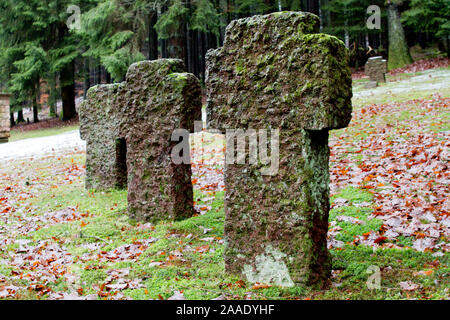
<box><xmin>77</xmin><ymin>287</ymin><xmax>84</xmax><ymax>295</ymax></box>
<box><xmin>414</xmin><ymin>232</ymin><xmax>426</xmax><ymax>239</ymax></box>
<box><xmin>1</xmin><ymin>207</ymin><xmax>11</xmax><ymax>214</ymax></box>
<box><xmin>158</xmin><ymin>294</ymin><xmax>164</xmax><ymax>300</ymax></box>
<box><xmin>235</xmin><ymin>280</ymin><xmax>246</xmax><ymax>288</ymax></box>
<box><xmin>251</xmin><ymin>283</ymin><xmax>271</xmax><ymax>290</ymax></box>
<box><xmin>374</xmin><ymin>236</ymin><xmax>387</xmax><ymax>244</ymax></box>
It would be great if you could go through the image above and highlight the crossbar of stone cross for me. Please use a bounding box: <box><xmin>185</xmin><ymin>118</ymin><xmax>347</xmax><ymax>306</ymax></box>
<box><xmin>206</xmin><ymin>12</ymin><xmax>353</xmax><ymax>287</ymax></box>
<box><xmin>80</xmin><ymin>59</ymin><xmax>202</xmax><ymax>222</ymax></box>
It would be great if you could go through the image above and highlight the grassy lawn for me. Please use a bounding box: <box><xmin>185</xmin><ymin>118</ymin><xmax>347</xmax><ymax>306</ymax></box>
<box><xmin>1</xmin><ymin>153</ymin><xmax>447</xmax><ymax>300</ymax></box>
<box><xmin>352</xmin><ymin>67</ymin><xmax>450</xmax><ymax>107</ymax></box>
<box><xmin>0</xmin><ymin>67</ymin><xmax>448</xmax><ymax>300</ymax></box>
<box><xmin>9</xmin><ymin>124</ymin><xmax>79</xmax><ymax>142</ymax></box>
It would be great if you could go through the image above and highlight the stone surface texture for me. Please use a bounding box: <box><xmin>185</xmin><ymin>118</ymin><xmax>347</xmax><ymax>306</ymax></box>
<box><xmin>80</xmin><ymin>59</ymin><xmax>202</xmax><ymax>222</ymax></box>
<box><xmin>206</xmin><ymin>12</ymin><xmax>352</xmax><ymax>287</ymax></box>
<box><xmin>0</xmin><ymin>94</ymin><xmax>10</xmax><ymax>143</ymax></box>
<box><xmin>365</xmin><ymin>56</ymin><xmax>387</xmax><ymax>83</ymax></box>
<box><xmin>80</xmin><ymin>84</ymin><xmax>123</xmax><ymax>189</ymax></box>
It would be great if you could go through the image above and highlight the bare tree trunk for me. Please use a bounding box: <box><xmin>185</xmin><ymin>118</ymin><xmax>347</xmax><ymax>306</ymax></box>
<box><xmin>60</xmin><ymin>60</ymin><xmax>77</xmax><ymax>121</ymax></box>
<box><xmin>17</xmin><ymin>110</ymin><xmax>25</xmax><ymax>123</ymax></box>
<box><xmin>387</xmin><ymin>1</ymin><xmax>412</xmax><ymax>70</ymax></box>
<box><xmin>10</xmin><ymin>112</ymin><xmax>15</xmax><ymax>127</ymax></box>
<box><xmin>32</xmin><ymin>82</ymin><xmax>39</xmax><ymax>123</ymax></box>
<box><xmin>83</xmin><ymin>58</ymin><xmax>90</xmax><ymax>99</ymax></box>
<box><xmin>49</xmin><ymin>73</ymin><xmax>58</xmax><ymax>117</ymax></box>
<box><xmin>148</xmin><ymin>13</ymin><xmax>158</xmax><ymax>60</ymax></box>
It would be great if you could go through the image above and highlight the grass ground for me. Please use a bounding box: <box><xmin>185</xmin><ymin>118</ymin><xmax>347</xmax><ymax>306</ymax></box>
<box><xmin>352</xmin><ymin>67</ymin><xmax>450</xmax><ymax>106</ymax></box>
<box><xmin>9</xmin><ymin>125</ymin><xmax>79</xmax><ymax>142</ymax></box>
<box><xmin>0</xmin><ymin>67</ymin><xmax>448</xmax><ymax>300</ymax></box>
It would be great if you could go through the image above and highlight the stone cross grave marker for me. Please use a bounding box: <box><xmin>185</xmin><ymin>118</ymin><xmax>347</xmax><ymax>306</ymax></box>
<box><xmin>80</xmin><ymin>59</ymin><xmax>202</xmax><ymax>222</ymax></box>
<box><xmin>365</xmin><ymin>56</ymin><xmax>387</xmax><ymax>87</ymax></box>
<box><xmin>206</xmin><ymin>12</ymin><xmax>353</xmax><ymax>287</ymax></box>
<box><xmin>0</xmin><ymin>93</ymin><xmax>11</xmax><ymax>144</ymax></box>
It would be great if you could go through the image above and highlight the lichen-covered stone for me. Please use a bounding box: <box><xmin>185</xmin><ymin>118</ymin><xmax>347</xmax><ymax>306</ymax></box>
<box><xmin>365</xmin><ymin>56</ymin><xmax>387</xmax><ymax>84</ymax></box>
<box><xmin>80</xmin><ymin>84</ymin><xmax>124</xmax><ymax>189</ymax></box>
<box><xmin>0</xmin><ymin>94</ymin><xmax>11</xmax><ymax>144</ymax></box>
<box><xmin>119</xmin><ymin>60</ymin><xmax>202</xmax><ymax>222</ymax></box>
<box><xmin>206</xmin><ymin>12</ymin><xmax>352</xmax><ymax>287</ymax></box>
<box><xmin>80</xmin><ymin>59</ymin><xmax>202</xmax><ymax>222</ymax></box>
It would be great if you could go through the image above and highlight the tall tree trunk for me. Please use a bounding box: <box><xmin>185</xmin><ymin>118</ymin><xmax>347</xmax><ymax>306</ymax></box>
<box><xmin>105</xmin><ymin>69</ymin><xmax>111</xmax><ymax>84</ymax></box>
<box><xmin>167</xmin><ymin>20</ymin><xmax>186</xmax><ymax>63</ymax></box>
<box><xmin>387</xmin><ymin>2</ymin><xmax>412</xmax><ymax>70</ymax></box>
<box><xmin>57</xmin><ymin>23</ymin><xmax>77</xmax><ymax>121</ymax></box>
<box><xmin>148</xmin><ymin>13</ymin><xmax>159</xmax><ymax>60</ymax></box>
<box><xmin>33</xmin><ymin>83</ymin><xmax>39</xmax><ymax>123</ymax></box>
<box><xmin>10</xmin><ymin>112</ymin><xmax>15</xmax><ymax>127</ymax></box>
<box><xmin>83</xmin><ymin>58</ymin><xmax>90</xmax><ymax>99</ymax></box>
<box><xmin>17</xmin><ymin>110</ymin><xmax>25</xmax><ymax>123</ymax></box>
<box><xmin>192</xmin><ymin>30</ymin><xmax>199</xmax><ymax>76</ymax></box>
<box><xmin>49</xmin><ymin>73</ymin><xmax>58</xmax><ymax>117</ymax></box>
<box><xmin>33</xmin><ymin>103</ymin><xmax>39</xmax><ymax>123</ymax></box>
<box><xmin>161</xmin><ymin>39</ymin><xmax>167</xmax><ymax>58</ymax></box>
<box><xmin>60</xmin><ymin>60</ymin><xmax>77</xmax><ymax>121</ymax></box>
<box><xmin>446</xmin><ymin>36</ymin><xmax>450</xmax><ymax>58</ymax></box>
<box><xmin>307</xmin><ymin>0</ymin><xmax>319</xmax><ymax>15</ymax></box>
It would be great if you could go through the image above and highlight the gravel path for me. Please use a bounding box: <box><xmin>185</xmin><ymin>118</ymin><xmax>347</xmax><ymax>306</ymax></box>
<box><xmin>0</xmin><ymin>130</ymin><xmax>85</xmax><ymax>162</ymax></box>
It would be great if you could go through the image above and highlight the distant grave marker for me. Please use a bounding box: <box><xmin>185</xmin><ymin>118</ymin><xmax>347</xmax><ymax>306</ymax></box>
<box><xmin>365</xmin><ymin>56</ymin><xmax>387</xmax><ymax>87</ymax></box>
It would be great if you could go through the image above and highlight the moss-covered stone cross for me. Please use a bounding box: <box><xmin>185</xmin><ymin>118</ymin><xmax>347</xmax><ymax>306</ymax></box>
<box><xmin>206</xmin><ymin>12</ymin><xmax>353</xmax><ymax>287</ymax></box>
<box><xmin>80</xmin><ymin>59</ymin><xmax>202</xmax><ymax>222</ymax></box>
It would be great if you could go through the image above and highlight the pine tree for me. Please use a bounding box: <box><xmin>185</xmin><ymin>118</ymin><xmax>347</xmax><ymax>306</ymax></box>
<box><xmin>80</xmin><ymin>0</ymin><xmax>148</xmax><ymax>81</ymax></box>
<box><xmin>0</xmin><ymin>0</ymin><xmax>98</xmax><ymax>121</ymax></box>
<box><xmin>402</xmin><ymin>0</ymin><xmax>450</xmax><ymax>57</ymax></box>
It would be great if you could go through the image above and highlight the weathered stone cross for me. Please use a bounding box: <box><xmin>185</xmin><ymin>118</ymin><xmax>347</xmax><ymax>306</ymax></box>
<box><xmin>206</xmin><ymin>12</ymin><xmax>352</xmax><ymax>287</ymax></box>
<box><xmin>80</xmin><ymin>59</ymin><xmax>202</xmax><ymax>222</ymax></box>
<box><xmin>365</xmin><ymin>56</ymin><xmax>388</xmax><ymax>87</ymax></box>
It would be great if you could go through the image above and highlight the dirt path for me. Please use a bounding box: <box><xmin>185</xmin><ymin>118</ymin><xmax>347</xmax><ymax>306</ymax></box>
<box><xmin>353</xmin><ymin>68</ymin><xmax>450</xmax><ymax>99</ymax></box>
<box><xmin>0</xmin><ymin>130</ymin><xmax>85</xmax><ymax>162</ymax></box>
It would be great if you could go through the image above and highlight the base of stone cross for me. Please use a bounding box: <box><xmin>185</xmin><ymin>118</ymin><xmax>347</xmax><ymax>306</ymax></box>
<box><xmin>0</xmin><ymin>136</ymin><xmax>8</xmax><ymax>144</ymax></box>
<box><xmin>364</xmin><ymin>81</ymin><xmax>378</xmax><ymax>89</ymax></box>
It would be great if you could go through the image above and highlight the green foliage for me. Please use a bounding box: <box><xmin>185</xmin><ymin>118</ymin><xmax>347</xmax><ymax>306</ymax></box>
<box><xmin>323</xmin><ymin>0</ymin><xmax>385</xmax><ymax>40</ymax></box>
<box><xmin>154</xmin><ymin>0</ymin><xmax>189</xmax><ymax>39</ymax></box>
<box><xmin>0</xmin><ymin>0</ymin><xmax>95</xmax><ymax>114</ymax></box>
<box><xmin>10</xmin><ymin>43</ymin><xmax>47</xmax><ymax>103</ymax></box>
<box><xmin>235</xmin><ymin>0</ymin><xmax>269</xmax><ymax>14</ymax></box>
<box><xmin>101</xmin><ymin>47</ymin><xmax>145</xmax><ymax>80</ymax></box>
<box><xmin>0</xmin><ymin>0</ymin><xmax>446</xmax><ymax>110</ymax></box>
<box><xmin>402</xmin><ymin>0</ymin><xmax>450</xmax><ymax>38</ymax></box>
<box><xmin>190</xmin><ymin>0</ymin><xmax>222</xmax><ymax>36</ymax></box>
<box><xmin>80</xmin><ymin>0</ymin><xmax>149</xmax><ymax>81</ymax></box>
